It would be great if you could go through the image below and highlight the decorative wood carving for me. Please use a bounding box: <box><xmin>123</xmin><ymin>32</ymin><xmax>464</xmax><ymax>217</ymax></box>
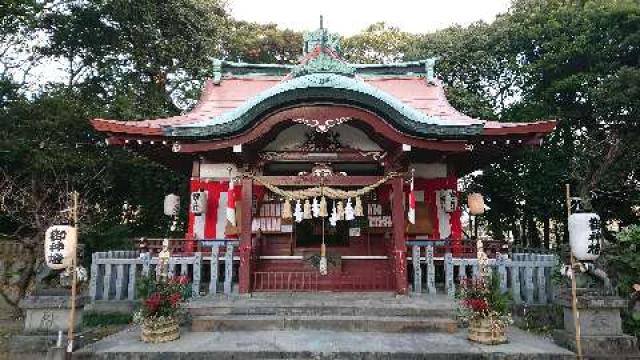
<box><xmin>292</xmin><ymin>117</ymin><xmax>350</xmax><ymax>133</ymax></box>
<box><xmin>297</xmin><ymin>163</ymin><xmax>347</xmax><ymax>177</ymax></box>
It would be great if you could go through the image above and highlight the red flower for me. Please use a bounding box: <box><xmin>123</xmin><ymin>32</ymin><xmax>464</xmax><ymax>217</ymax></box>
<box><xmin>145</xmin><ymin>292</ymin><xmax>162</xmax><ymax>313</ymax></box>
<box><xmin>463</xmin><ymin>298</ymin><xmax>489</xmax><ymax>312</ymax></box>
<box><xmin>169</xmin><ymin>292</ymin><xmax>182</xmax><ymax>306</ymax></box>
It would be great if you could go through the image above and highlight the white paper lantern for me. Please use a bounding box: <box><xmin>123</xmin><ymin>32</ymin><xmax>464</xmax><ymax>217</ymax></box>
<box><xmin>163</xmin><ymin>194</ymin><xmax>180</xmax><ymax>216</ymax></box>
<box><xmin>439</xmin><ymin>189</ymin><xmax>457</xmax><ymax>213</ymax></box>
<box><xmin>190</xmin><ymin>191</ymin><xmax>207</xmax><ymax>215</ymax></box>
<box><xmin>569</xmin><ymin>213</ymin><xmax>602</xmax><ymax>261</ymax></box>
<box><xmin>467</xmin><ymin>193</ymin><xmax>485</xmax><ymax>215</ymax></box>
<box><xmin>44</xmin><ymin>225</ymin><xmax>77</xmax><ymax>270</ymax></box>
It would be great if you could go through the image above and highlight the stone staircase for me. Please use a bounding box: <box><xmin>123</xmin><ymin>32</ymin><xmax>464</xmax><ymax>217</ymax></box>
<box><xmin>187</xmin><ymin>292</ymin><xmax>458</xmax><ymax>334</ymax></box>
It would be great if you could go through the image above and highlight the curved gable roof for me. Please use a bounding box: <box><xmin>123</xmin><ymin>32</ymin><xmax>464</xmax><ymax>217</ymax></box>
<box><xmin>91</xmin><ymin>56</ymin><xmax>555</xmax><ymax>140</ymax></box>
<box><xmin>163</xmin><ymin>73</ymin><xmax>485</xmax><ymax>139</ymax></box>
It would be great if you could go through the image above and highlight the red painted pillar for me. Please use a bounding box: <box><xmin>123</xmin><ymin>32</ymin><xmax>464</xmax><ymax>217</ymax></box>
<box><xmin>239</xmin><ymin>177</ymin><xmax>253</xmax><ymax>294</ymax></box>
<box><xmin>391</xmin><ymin>177</ymin><xmax>408</xmax><ymax>295</ymax></box>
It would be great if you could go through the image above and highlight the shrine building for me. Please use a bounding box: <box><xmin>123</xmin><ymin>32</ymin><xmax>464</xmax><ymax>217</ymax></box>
<box><xmin>91</xmin><ymin>26</ymin><xmax>555</xmax><ymax>294</ymax></box>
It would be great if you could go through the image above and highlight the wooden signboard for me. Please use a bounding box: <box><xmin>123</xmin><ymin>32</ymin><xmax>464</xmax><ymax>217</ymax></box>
<box><xmin>407</xmin><ymin>202</ymin><xmax>434</xmax><ymax>235</ymax></box>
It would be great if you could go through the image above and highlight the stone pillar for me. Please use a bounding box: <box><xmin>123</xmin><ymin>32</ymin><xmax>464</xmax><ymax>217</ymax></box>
<box><xmin>239</xmin><ymin>177</ymin><xmax>253</xmax><ymax>294</ymax></box>
<box><xmin>553</xmin><ymin>292</ymin><xmax>639</xmax><ymax>358</ymax></box>
<box><xmin>391</xmin><ymin>177</ymin><xmax>408</xmax><ymax>295</ymax></box>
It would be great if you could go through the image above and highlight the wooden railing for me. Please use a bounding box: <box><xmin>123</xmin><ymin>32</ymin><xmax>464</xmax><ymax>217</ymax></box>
<box><xmin>408</xmin><ymin>243</ymin><xmax>557</xmax><ymax>304</ymax></box>
<box><xmin>252</xmin><ymin>270</ymin><xmax>393</xmax><ymax>292</ymax></box>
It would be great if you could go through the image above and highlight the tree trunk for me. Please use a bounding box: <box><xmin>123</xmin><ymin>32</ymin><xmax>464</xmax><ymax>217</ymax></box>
<box><xmin>529</xmin><ymin>216</ymin><xmax>541</xmax><ymax>249</ymax></box>
<box><xmin>521</xmin><ymin>218</ymin><xmax>528</xmax><ymax>248</ymax></box>
<box><xmin>543</xmin><ymin>217</ymin><xmax>551</xmax><ymax>249</ymax></box>
<box><xmin>0</xmin><ymin>244</ymin><xmax>36</xmax><ymax>317</ymax></box>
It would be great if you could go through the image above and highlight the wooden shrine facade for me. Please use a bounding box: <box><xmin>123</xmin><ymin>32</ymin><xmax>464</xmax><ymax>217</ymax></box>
<box><xmin>91</xmin><ymin>26</ymin><xmax>555</xmax><ymax>294</ymax></box>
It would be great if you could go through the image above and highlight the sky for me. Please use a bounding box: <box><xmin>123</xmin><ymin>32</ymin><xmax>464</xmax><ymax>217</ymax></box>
<box><xmin>227</xmin><ymin>0</ymin><xmax>512</xmax><ymax>35</ymax></box>
<box><xmin>16</xmin><ymin>0</ymin><xmax>513</xmax><ymax>91</ymax></box>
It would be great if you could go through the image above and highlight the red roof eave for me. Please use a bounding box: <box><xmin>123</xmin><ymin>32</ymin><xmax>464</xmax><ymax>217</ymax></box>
<box><xmin>481</xmin><ymin>120</ymin><xmax>557</xmax><ymax>136</ymax></box>
<box><xmin>91</xmin><ymin>118</ymin><xmax>164</xmax><ymax>136</ymax></box>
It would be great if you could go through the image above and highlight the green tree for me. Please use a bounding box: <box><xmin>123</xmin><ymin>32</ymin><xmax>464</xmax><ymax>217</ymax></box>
<box><xmin>221</xmin><ymin>21</ymin><xmax>303</xmax><ymax>64</ymax></box>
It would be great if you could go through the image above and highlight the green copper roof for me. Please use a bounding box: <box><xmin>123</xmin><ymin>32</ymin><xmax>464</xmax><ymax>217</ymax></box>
<box><xmin>163</xmin><ymin>73</ymin><xmax>484</xmax><ymax>139</ymax></box>
<box><xmin>291</xmin><ymin>52</ymin><xmax>356</xmax><ymax>78</ymax></box>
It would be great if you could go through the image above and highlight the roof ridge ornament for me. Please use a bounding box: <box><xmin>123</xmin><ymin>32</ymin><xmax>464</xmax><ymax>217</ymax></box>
<box><xmin>291</xmin><ymin>52</ymin><xmax>356</xmax><ymax>78</ymax></box>
<box><xmin>303</xmin><ymin>18</ymin><xmax>342</xmax><ymax>56</ymax></box>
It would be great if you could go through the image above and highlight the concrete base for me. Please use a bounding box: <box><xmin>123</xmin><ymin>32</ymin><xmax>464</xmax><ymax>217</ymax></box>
<box><xmin>554</xmin><ymin>292</ymin><xmax>640</xmax><ymax>358</ymax></box>
<box><xmin>9</xmin><ymin>332</ymin><xmax>88</xmax><ymax>360</ymax></box>
<box><xmin>553</xmin><ymin>330</ymin><xmax>639</xmax><ymax>359</ymax></box>
<box><xmin>74</xmin><ymin>326</ymin><xmax>575</xmax><ymax>360</ymax></box>
<box><xmin>20</xmin><ymin>295</ymin><xmax>86</xmax><ymax>333</ymax></box>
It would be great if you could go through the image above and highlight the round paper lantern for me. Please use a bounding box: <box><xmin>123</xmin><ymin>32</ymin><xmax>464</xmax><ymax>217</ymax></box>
<box><xmin>163</xmin><ymin>194</ymin><xmax>180</xmax><ymax>216</ymax></box>
<box><xmin>569</xmin><ymin>213</ymin><xmax>602</xmax><ymax>261</ymax></box>
<box><xmin>467</xmin><ymin>193</ymin><xmax>485</xmax><ymax>215</ymax></box>
<box><xmin>190</xmin><ymin>191</ymin><xmax>207</xmax><ymax>215</ymax></box>
<box><xmin>44</xmin><ymin>225</ymin><xmax>78</xmax><ymax>270</ymax></box>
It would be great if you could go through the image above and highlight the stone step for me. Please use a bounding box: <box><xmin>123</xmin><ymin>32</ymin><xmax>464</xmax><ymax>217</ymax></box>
<box><xmin>186</xmin><ymin>293</ymin><xmax>457</xmax><ymax>318</ymax></box>
<box><xmin>188</xmin><ymin>304</ymin><xmax>452</xmax><ymax>317</ymax></box>
<box><xmin>191</xmin><ymin>315</ymin><xmax>458</xmax><ymax>333</ymax></box>
<box><xmin>74</xmin><ymin>328</ymin><xmax>576</xmax><ymax>360</ymax></box>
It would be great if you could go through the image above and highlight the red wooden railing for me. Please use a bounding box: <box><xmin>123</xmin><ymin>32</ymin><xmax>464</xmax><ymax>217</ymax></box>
<box><xmin>252</xmin><ymin>270</ymin><xmax>394</xmax><ymax>292</ymax></box>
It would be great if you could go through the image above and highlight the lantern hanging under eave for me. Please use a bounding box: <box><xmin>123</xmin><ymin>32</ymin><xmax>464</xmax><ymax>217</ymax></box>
<box><xmin>44</xmin><ymin>225</ymin><xmax>78</xmax><ymax>270</ymax></box>
<box><xmin>569</xmin><ymin>212</ymin><xmax>602</xmax><ymax>261</ymax></box>
<box><xmin>190</xmin><ymin>191</ymin><xmax>207</xmax><ymax>216</ymax></box>
<box><xmin>467</xmin><ymin>193</ymin><xmax>485</xmax><ymax>215</ymax></box>
<box><xmin>163</xmin><ymin>194</ymin><xmax>180</xmax><ymax>216</ymax></box>
<box><xmin>439</xmin><ymin>189</ymin><xmax>457</xmax><ymax>213</ymax></box>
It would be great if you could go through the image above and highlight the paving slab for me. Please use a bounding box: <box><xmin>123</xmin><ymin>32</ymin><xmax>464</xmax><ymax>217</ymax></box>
<box><xmin>74</xmin><ymin>326</ymin><xmax>575</xmax><ymax>360</ymax></box>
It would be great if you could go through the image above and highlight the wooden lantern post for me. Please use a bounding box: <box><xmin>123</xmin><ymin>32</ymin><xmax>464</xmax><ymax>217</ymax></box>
<box><xmin>565</xmin><ymin>184</ymin><xmax>583</xmax><ymax>360</ymax></box>
<box><xmin>67</xmin><ymin>191</ymin><xmax>79</xmax><ymax>354</ymax></box>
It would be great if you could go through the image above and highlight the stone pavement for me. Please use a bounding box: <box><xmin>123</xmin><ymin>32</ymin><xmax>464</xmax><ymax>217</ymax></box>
<box><xmin>74</xmin><ymin>326</ymin><xmax>575</xmax><ymax>359</ymax></box>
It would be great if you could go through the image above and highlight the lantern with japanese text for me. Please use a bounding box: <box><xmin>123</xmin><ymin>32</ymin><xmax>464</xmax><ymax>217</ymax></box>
<box><xmin>439</xmin><ymin>189</ymin><xmax>457</xmax><ymax>213</ymax></box>
<box><xmin>44</xmin><ymin>225</ymin><xmax>78</xmax><ymax>270</ymax></box>
<box><xmin>569</xmin><ymin>213</ymin><xmax>602</xmax><ymax>261</ymax></box>
<box><xmin>163</xmin><ymin>194</ymin><xmax>180</xmax><ymax>216</ymax></box>
<box><xmin>467</xmin><ymin>193</ymin><xmax>485</xmax><ymax>215</ymax></box>
<box><xmin>190</xmin><ymin>191</ymin><xmax>207</xmax><ymax>216</ymax></box>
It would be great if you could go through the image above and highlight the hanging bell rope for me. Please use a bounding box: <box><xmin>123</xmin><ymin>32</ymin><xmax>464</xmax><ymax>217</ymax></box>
<box><xmin>249</xmin><ymin>172</ymin><xmax>402</xmax><ymax>200</ymax></box>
